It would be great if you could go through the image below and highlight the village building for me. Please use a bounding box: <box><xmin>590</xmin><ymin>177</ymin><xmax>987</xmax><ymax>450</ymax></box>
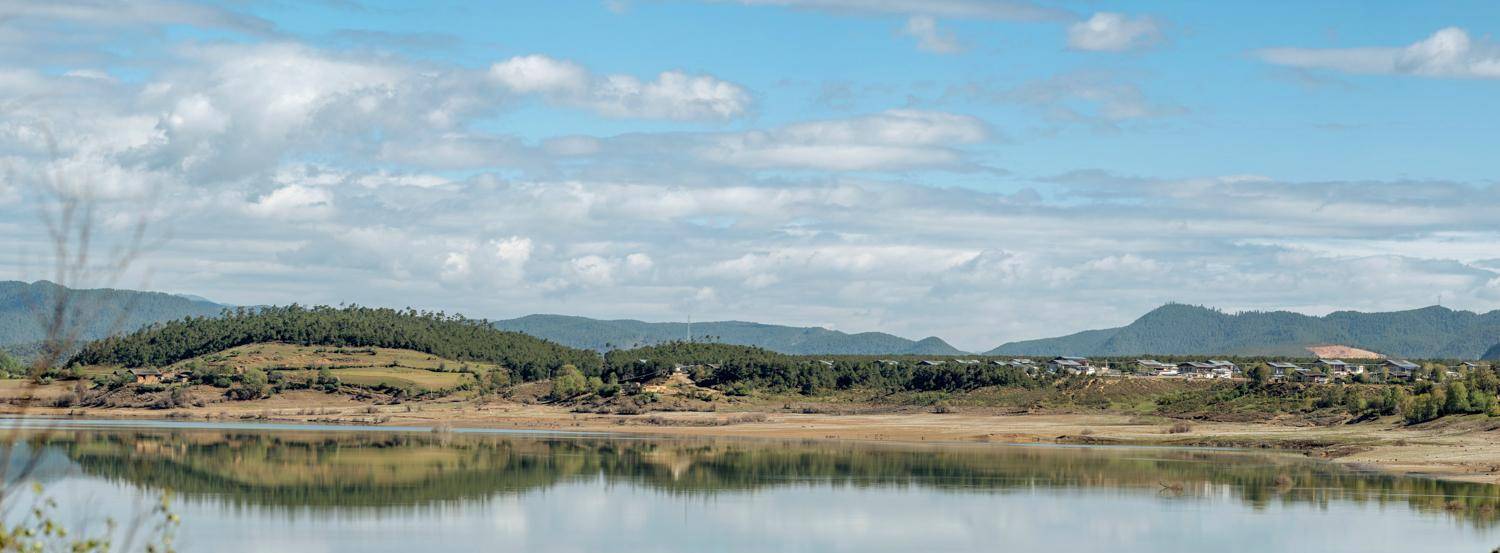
<box><xmin>130</xmin><ymin>368</ymin><xmax>162</xmax><ymax>385</ymax></box>
<box><xmin>1048</xmin><ymin>356</ymin><xmax>1095</xmax><ymax>375</ymax></box>
<box><xmin>1135</xmin><ymin>360</ymin><xmax>1175</xmax><ymax>375</ymax></box>
<box><xmin>917</xmin><ymin>360</ymin><xmax>945</xmax><ymax>366</ymax></box>
<box><xmin>1207</xmin><ymin>360</ymin><xmax>1238</xmax><ymax>373</ymax></box>
<box><xmin>1315</xmin><ymin>359</ymin><xmax>1349</xmax><ymax>377</ymax></box>
<box><xmin>1292</xmin><ymin>368</ymin><xmax>1330</xmax><ymax>384</ymax></box>
<box><xmin>1266</xmin><ymin>362</ymin><xmax>1299</xmax><ymax>380</ymax></box>
<box><xmin>1176</xmin><ymin>361</ymin><xmax>1221</xmax><ymax>378</ymax></box>
<box><xmin>1382</xmin><ymin>359</ymin><xmax>1419</xmax><ymax>380</ymax></box>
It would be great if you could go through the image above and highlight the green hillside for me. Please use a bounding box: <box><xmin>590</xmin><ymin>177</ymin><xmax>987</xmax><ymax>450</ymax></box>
<box><xmin>69</xmin><ymin>305</ymin><xmax>600</xmax><ymax>379</ymax></box>
<box><xmin>0</xmin><ymin>280</ymin><xmax>225</xmax><ymax>355</ymax></box>
<box><xmin>494</xmin><ymin>314</ymin><xmax>966</xmax><ymax>355</ymax></box>
<box><xmin>990</xmin><ymin>304</ymin><xmax>1500</xmax><ymax>359</ymax></box>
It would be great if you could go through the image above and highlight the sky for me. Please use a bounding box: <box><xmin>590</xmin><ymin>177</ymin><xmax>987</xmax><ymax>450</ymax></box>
<box><xmin>2</xmin><ymin>0</ymin><xmax>1500</xmax><ymax>351</ymax></box>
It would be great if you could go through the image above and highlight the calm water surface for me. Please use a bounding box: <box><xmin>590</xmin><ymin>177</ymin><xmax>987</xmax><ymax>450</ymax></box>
<box><xmin>3</xmin><ymin>418</ymin><xmax>1498</xmax><ymax>552</ymax></box>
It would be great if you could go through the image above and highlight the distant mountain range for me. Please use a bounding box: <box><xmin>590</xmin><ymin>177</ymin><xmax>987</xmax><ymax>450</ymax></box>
<box><xmin>6</xmin><ymin>281</ymin><xmax>1500</xmax><ymax>360</ymax></box>
<box><xmin>989</xmin><ymin>303</ymin><xmax>1500</xmax><ymax>360</ymax></box>
<box><xmin>491</xmin><ymin>314</ymin><xmax>965</xmax><ymax>355</ymax></box>
<box><xmin>0</xmin><ymin>281</ymin><xmax>226</xmax><ymax>356</ymax></box>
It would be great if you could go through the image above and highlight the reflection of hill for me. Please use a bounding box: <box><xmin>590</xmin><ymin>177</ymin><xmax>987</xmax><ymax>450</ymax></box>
<box><xmin>44</xmin><ymin>429</ymin><xmax>1500</xmax><ymax>525</ymax></box>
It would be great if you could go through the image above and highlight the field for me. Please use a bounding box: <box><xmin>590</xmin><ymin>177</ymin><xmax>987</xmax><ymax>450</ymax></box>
<box><xmin>80</xmin><ymin>342</ymin><xmax>485</xmax><ymax>394</ymax></box>
<box><xmin>165</xmin><ymin>342</ymin><xmax>497</xmax><ymax>372</ymax></box>
<box><xmin>284</xmin><ymin>367</ymin><xmax>470</xmax><ymax>392</ymax></box>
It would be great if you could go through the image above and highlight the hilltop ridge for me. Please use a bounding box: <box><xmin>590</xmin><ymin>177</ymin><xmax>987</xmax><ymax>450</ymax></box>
<box><xmin>989</xmin><ymin>303</ymin><xmax>1500</xmax><ymax>359</ymax></box>
<box><xmin>492</xmin><ymin>314</ymin><xmax>967</xmax><ymax>356</ymax></box>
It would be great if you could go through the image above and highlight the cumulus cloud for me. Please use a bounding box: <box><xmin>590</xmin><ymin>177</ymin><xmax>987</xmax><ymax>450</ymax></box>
<box><xmin>1067</xmin><ymin>12</ymin><xmax>1163</xmax><ymax>52</ymax></box>
<box><xmin>8</xmin><ymin>1</ymin><xmax>1500</xmax><ymax>352</ymax></box>
<box><xmin>440</xmin><ymin>237</ymin><xmax>534</xmax><ymax>287</ymax></box>
<box><xmin>490</xmin><ymin>54</ymin><xmax>752</xmax><ymax>120</ymax></box>
<box><xmin>15</xmin><ymin>141</ymin><xmax>1500</xmax><ymax>349</ymax></box>
<box><xmin>1258</xmin><ymin>27</ymin><xmax>1500</xmax><ymax>79</ymax></box>
<box><xmin>900</xmin><ymin>16</ymin><xmax>963</xmax><ymax>54</ymax></box>
<box><xmin>245</xmin><ymin>185</ymin><xmax>333</xmax><ymax>220</ymax></box>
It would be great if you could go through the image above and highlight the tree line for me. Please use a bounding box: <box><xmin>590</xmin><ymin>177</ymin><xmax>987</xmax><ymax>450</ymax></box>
<box><xmin>601</xmin><ymin>342</ymin><xmax>1043</xmax><ymax>395</ymax></box>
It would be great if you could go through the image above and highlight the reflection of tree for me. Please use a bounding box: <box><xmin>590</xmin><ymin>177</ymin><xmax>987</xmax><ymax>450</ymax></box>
<box><xmin>42</xmin><ymin>429</ymin><xmax>1500</xmax><ymax>526</ymax></box>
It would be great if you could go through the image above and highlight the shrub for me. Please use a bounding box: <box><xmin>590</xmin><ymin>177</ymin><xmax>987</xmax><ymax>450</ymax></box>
<box><xmin>1402</xmin><ymin>393</ymin><xmax>1442</xmax><ymax>424</ymax></box>
<box><xmin>1166</xmin><ymin>421</ymin><xmax>1194</xmax><ymax>434</ymax></box>
<box><xmin>314</xmin><ymin>367</ymin><xmax>341</xmax><ymax>393</ymax></box>
<box><xmin>550</xmin><ymin>365</ymin><xmax>587</xmax><ymax>400</ymax></box>
<box><xmin>227</xmin><ymin>368</ymin><xmax>269</xmax><ymax>400</ymax></box>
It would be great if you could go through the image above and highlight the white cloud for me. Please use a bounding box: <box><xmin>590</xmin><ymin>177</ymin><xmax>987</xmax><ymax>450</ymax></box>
<box><xmin>490</xmin><ymin>54</ymin><xmax>752</xmax><ymax>120</ymax></box>
<box><xmin>489</xmin><ymin>54</ymin><xmax>590</xmax><ymax>94</ymax></box>
<box><xmin>617</xmin><ymin>109</ymin><xmax>992</xmax><ymax>171</ymax></box>
<box><xmin>900</xmin><ymin>16</ymin><xmax>963</xmax><ymax>54</ymax></box>
<box><xmin>245</xmin><ymin>185</ymin><xmax>334</xmax><ymax>220</ymax></box>
<box><xmin>623</xmin><ymin>253</ymin><xmax>655</xmax><ymax>276</ymax></box>
<box><xmin>1258</xmin><ymin>27</ymin><xmax>1500</xmax><ymax>79</ymax></box>
<box><xmin>492</xmin><ymin>237</ymin><xmax>535</xmax><ymax>281</ymax></box>
<box><xmin>439</xmin><ymin>236</ymin><xmax>533</xmax><ymax>287</ymax></box>
<box><xmin>569</xmin><ymin>255</ymin><xmax>618</xmax><ymax>287</ymax></box>
<box><xmin>1066</xmin><ymin>13</ymin><xmax>1163</xmax><ymax>52</ymax></box>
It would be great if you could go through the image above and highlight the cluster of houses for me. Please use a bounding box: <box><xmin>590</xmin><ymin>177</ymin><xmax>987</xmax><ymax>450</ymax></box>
<box><xmin>886</xmin><ymin>356</ymin><xmax>1492</xmax><ymax>383</ymax></box>
<box><xmin>128</xmin><ymin>368</ymin><xmax>187</xmax><ymax>385</ymax></box>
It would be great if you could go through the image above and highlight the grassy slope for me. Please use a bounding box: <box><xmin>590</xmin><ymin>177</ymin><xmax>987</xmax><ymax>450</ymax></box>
<box><xmin>84</xmin><ymin>343</ymin><xmax>480</xmax><ymax>393</ymax></box>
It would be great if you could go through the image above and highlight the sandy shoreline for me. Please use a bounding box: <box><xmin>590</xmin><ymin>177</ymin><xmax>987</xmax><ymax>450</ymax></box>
<box><xmin>3</xmin><ymin>389</ymin><xmax>1498</xmax><ymax>486</ymax></box>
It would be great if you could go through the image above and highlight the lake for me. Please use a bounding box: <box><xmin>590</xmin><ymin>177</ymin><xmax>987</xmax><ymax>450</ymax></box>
<box><xmin>2</xmin><ymin>419</ymin><xmax>1497</xmax><ymax>552</ymax></box>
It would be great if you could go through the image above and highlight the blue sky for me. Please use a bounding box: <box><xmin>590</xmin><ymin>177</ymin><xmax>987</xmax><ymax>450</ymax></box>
<box><xmin>3</xmin><ymin>1</ymin><xmax>1500</xmax><ymax>350</ymax></box>
<box><xmin>225</xmin><ymin>0</ymin><xmax>1500</xmax><ymax>183</ymax></box>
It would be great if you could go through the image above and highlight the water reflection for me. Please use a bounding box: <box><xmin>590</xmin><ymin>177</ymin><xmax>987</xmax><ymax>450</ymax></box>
<box><xmin>15</xmin><ymin>425</ymin><xmax>1500</xmax><ymax>529</ymax></box>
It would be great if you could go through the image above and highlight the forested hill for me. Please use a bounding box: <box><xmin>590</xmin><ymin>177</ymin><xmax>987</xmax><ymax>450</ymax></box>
<box><xmin>69</xmin><ymin>306</ymin><xmax>600</xmax><ymax>378</ymax></box>
<box><xmin>989</xmin><ymin>304</ymin><xmax>1500</xmax><ymax>359</ymax></box>
<box><xmin>0</xmin><ymin>280</ymin><xmax>225</xmax><ymax>351</ymax></box>
<box><xmin>493</xmin><ymin>314</ymin><xmax>967</xmax><ymax>355</ymax></box>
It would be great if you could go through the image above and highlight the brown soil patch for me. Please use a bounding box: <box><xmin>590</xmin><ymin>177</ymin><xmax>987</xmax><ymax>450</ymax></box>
<box><xmin>1305</xmin><ymin>344</ymin><xmax>1383</xmax><ymax>359</ymax></box>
